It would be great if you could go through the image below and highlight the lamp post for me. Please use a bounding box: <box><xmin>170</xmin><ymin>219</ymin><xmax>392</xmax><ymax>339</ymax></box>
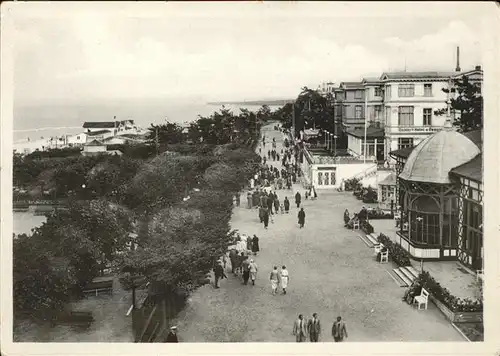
<box><xmin>416</xmin><ymin>216</ymin><xmax>424</xmax><ymax>272</ymax></box>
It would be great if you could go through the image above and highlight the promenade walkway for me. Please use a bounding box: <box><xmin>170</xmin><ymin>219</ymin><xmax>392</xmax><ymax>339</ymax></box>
<box><xmin>170</xmin><ymin>124</ymin><xmax>463</xmax><ymax>342</ymax></box>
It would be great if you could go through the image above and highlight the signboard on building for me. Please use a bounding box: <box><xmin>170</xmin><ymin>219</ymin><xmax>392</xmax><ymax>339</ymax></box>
<box><xmin>396</xmin><ymin>126</ymin><xmax>441</xmax><ymax>133</ymax></box>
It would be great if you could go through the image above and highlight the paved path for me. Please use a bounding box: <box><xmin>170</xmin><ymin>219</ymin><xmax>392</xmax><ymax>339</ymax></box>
<box><xmin>171</xmin><ymin>125</ymin><xmax>463</xmax><ymax>342</ymax></box>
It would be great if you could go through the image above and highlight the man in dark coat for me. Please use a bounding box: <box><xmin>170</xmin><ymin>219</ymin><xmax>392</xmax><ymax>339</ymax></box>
<box><xmin>273</xmin><ymin>196</ymin><xmax>280</xmax><ymax>213</ymax></box>
<box><xmin>263</xmin><ymin>208</ymin><xmax>269</xmax><ymax>229</ymax></box>
<box><xmin>298</xmin><ymin>208</ymin><xmax>306</xmax><ymax>228</ymax></box>
<box><xmin>267</xmin><ymin>194</ymin><xmax>274</xmax><ymax>214</ymax></box>
<box><xmin>214</xmin><ymin>261</ymin><xmax>227</xmax><ymax>288</ymax></box>
<box><xmin>284</xmin><ymin>197</ymin><xmax>290</xmax><ymax>213</ymax></box>
<box><xmin>242</xmin><ymin>256</ymin><xmax>251</xmax><ymax>285</ymax></box>
<box><xmin>251</xmin><ymin>235</ymin><xmax>260</xmax><ymax>255</ymax></box>
<box><xmin>166</xmin><ymin>326</ymin><xmax>179</xmax><ymax>342</ymax></box>
<box><xmin>229</xmin><ymin>249</ymin><xmax>238</xmax><ymax>274</ymax></box>
<box><xmin>295</xmin><ymin>191</ymin><xmax>301</xmax><ymax>208</ymax></box>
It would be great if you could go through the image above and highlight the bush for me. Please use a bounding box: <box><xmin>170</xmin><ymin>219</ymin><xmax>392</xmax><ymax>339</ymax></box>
<box><xmin>361</xmin><ymin>220</ymin><xmax>374</xmax><ymax>234</ymax></box>
<box><xmin>377</xmin><ymin>233</ymin><xmax>412</xmax><ymax>267</ymax></box>
<box><xmin>344</xmin><ymin>178</ymin><xmax>362</xmax><ymax>191</ymax></box>
<box><xmin>416</xmin><ymin>271</ymin><xmax>483</xmax><ymax>313</ymax></box>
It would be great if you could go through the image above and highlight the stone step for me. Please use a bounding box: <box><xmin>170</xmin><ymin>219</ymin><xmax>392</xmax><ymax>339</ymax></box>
<box><xmin>357</xmin><ymin>234</ymin><xmax>374</xmax><ymax>248</ymax></box>
<box><xmin>365</xmin><ymin>233</ymin><xmax>379</xmax><ymax>246</ymax></box>
<box><xmin>393</xmin><ymin>268</ymin><xmax>412</xmax><ymax>287</ymax></box>
<box><xmin>406</xmin><ymin>266</ymin><xmax>420</xmax><ymax>280</ymax></box>
<box><xmin>387</xmin><ymin>269</ymin><xmax>408</xmax><ymax>288</ymax></box>
<box><xmin>399</xmin><ymin>266</ymin><xmax>417</xmax><ymax>284</ymax></box>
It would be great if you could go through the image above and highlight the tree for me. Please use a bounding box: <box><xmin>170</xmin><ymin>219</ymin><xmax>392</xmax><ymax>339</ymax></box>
<box><xmin>434</xmin><ymin>75</ymin><xmax>483</xmax><ymax>132</ymax></box>
<box><xmin>147</xmin><ymin>122</ymin><xmax>185</xmax><ymax>145</ymax></box>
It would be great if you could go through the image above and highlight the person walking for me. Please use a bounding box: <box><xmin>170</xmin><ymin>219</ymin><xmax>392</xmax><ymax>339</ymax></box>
<box><xmin>307</xmin><ymin>313</ymin><xmax>321</xmax><ymax>342</ymax></box>
<box><xmin>213</xmin><ymin>261</ymin><xmax>227</xmax><ymax>288</ymax></box>
<box><xmin>249</xmin><ymin>259</ymin><xmax>258</xmax><ymax>285</ymax></box>
<box><xmin>229</xmin><ymin>249</ymin><xmax>238</xmax><ymax>274</ymax></box>
<box><xmin>292</xmin><ymin>314</ymin><xmax>307</xmax><ymax>342</ymax></box>
<box><xmin>280</xmin><ymin>265</ymin><xmax>289</xmax><ymax>294</ymax></box>
<box><xmin>283</xmin><ymin>196</ymin><xmax>290</xmax><ymax>213</ymax></box>
<box><xmin>332</xmin><ymin>316</ymin><xmax>348</xmax><ymax>342</ymax></box>
<box><xmin>269</xmin><ymin>266</ymin><xmax>280</xmax><ymax>295</ymax></box>
<box><xmin>267</xmin><ymin>194</ymin><xmax>274</xmax><ymax>214</ymax></box>
<box><xmin>166</xmin><ymin>326</ymin><xmax>179</xmax><ymax>342</ymax></box>
<box><xmin>251</xmin><ymin>234</ymin><xmax>260</xmax><ymax>256</ymax></box>
<box><xmin>295</xmin><ymin>191</ymin><xmax>301</xmax><ymax>208</ymax></box>
<box><xmin>247</xmin><ymin>191</ymin><xmax>253</xmax><ymax>209</ymax></box>
<box><xmin>298</xmin><ymin>208</ymin><xmax>306</xmax><ymax>228</ymax></box>
<box><xmin>242</xmin><ymin>256</ymin><xmax>251</xmax><ymax>285</ymax></box>
<box><xmin>263</xmin><ymin>208</ymin><xmax>269</xmax><ymax>229</ymax></box>
<box><xmin>246</xmin><ymin>235</ymin><xmax>253</xmax><ymax>252</ymax></box>
<box><xmin>273</xmin><ymin>196</ymin><xmax>280</xmax><ymax>214</ymax></box>
<box><xmin>343</xmin><ymin>209</ymin><xmax>350</xmax><ymax>226</ymax></box>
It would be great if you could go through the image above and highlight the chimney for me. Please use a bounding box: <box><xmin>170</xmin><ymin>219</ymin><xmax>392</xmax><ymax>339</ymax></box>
<box><xmin>455</xmin><ymin>46</ymin><xmax>461</xmax><ymax>72</ymax></box>
<box><xmin>475</xmin><ymin>65</ymin><xmax>482</xmax><ymax>71</ymax></box>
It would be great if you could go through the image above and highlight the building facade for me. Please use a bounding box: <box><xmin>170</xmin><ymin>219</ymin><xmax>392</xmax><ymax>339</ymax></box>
<box><xmin>338</xmin><ymin>81</ymin><xmax>366</xmax><ymax>130</ymax></box>
<box><xmin>362</xmin><ymin>78</ymin><xmax>384</xmax><ymax>128</ymax></box>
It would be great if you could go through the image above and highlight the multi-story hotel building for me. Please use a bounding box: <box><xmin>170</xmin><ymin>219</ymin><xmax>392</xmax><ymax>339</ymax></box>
<box><xmin>382</xmin><ymin>66</ymin><xmax>483</xmax><ymax>161</ymax></box>
<box><xmin>362</xmin><ymin>77</ymin><xmax>384</xmax><ymax>128</ymax></box>
<box><xmin>338</xmin><ymin>81</ymin><xmax>366</xmax><ymax>130</ymax></box>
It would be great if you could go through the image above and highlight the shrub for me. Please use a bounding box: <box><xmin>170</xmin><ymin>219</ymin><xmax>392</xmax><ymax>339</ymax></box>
<box><xmin>377</xmin><ymin>233</ymin><xmax>412</xmax><ymax>267</ymax></box>
<box><xmin>344</xmin><ymin>178</ymin><xmax>362</xmax><ymax>192</ymax></box>
<box><xmin>361</xmin><ymin>220</ymin><xmax>374</xmax><ymax>234</ymax></box>
<box><xmin>416</xmin><ymin>271</ymin><xmax>483</xmax><ymax>313</ymax></box>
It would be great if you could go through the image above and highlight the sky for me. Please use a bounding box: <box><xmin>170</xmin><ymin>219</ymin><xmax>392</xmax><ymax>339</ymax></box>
<box><xmin>9</xmin><ymin>2</ymin><xmax>488</xmax><ymax>104</ymax></box>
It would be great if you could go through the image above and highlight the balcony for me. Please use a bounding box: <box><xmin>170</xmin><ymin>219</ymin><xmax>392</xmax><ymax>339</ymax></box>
<box><xmin>386</xmin><ymin>125</ymin><xmax>442</xmax><ymax>134</ymax></box>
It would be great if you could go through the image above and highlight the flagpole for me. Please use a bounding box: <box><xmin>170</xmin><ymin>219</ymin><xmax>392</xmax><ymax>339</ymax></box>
<box><xmin>363</xmin><ymin>88</ymin><xmax>368</xmax><ymax>164</ymax></box>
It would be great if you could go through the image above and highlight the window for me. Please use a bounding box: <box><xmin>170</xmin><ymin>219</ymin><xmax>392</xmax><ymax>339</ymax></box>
<box><xmin>398</xmin><ymin>106</ymin><xmax>414</xmax><ymax>125</ymax></box>
<box><xmin>324</xmin><ymin>172</ymin><xmax>330</xmax><ymax>185</ymax></box>
<box><xmin>77</xmin><ymin>136</ymin><xmax>80</xmax><ymax>140</ymax></box>
<box><xmin>354</xmin><ymin>90</ymin><xmax>363</xmax><ymax>99</ymax></box>
<box><xmin>330</xmin><ymin>171</ymin><xmax>336</xmax><ymax>185</ymax></box>
<box><xmin>423</xmin><ymin>108</ymin><xmax>432</xmax><ymax>126</ymax></box>
<box><xmin>375</xmin><ymin>87</ymin><xmax>383</xmax><ymax>97</ymax></box>
<box><xmin>355</xmin><ymin>106</ymin><xmax>363</xmax><ymax>119</ymax></box>
<box><xmin>398</xmin><ymin>138</ymin><xmax>414</xmax><ymax>150</ymax></box>
<box><xmin>317</xmin><ymin>172</ymin><xmax>323</xmax><ymax>186</ymax></box>
<box><xmin>398</xmin><ymin>84</ymin><xmax>415</xmax><ymax>97</ymax></box>
<box><xmin>424</xmin><ymin>83</ymin><xmax>433</xmax><ymax>97</ymax></box>
<box><xmin>385</xmin><ymin>85</ymin><xmax>391</xmax><ymax>100</ymax></box>
<box><xmin>385</xmin><ymin>106</ymin><xmax>390</xmax><ymax>125</ymax></box>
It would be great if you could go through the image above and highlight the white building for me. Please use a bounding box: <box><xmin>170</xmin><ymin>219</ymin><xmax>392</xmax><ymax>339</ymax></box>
<box><xmin>382</xmin><ymin>67</ymin><xmax>483</xmax><ymax>160</ymax></box>
<box><xmin>66</xmin><ymin>132</ymin><xmax>88</xmax><ymax>146</ymax></box>
<box><xmin>317</xmin><ymin>82</ymin><xmax>336</xmax><ymax>96</ymax></box>
<box><xmin>85</xmin><ymin>130</ymin><xmax>114</xmax><ymax>142</ymax></box>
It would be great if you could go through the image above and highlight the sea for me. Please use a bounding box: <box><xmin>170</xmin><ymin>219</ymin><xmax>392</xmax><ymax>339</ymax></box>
<box><xmin>13</xmin><ymin>99</ymin><xmax>282</xmax><ymax>142</ymax></box>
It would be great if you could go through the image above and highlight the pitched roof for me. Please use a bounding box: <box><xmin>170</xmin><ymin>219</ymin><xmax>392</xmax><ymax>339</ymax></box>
<box><xmin>85</xmin><ymin>139</ymin><xmax>105</xmax><ymax>146</ymax></box>
<box><xmin>87</xmin><ymin>129</ymin><xmax>112</xmax><ymax>136</ymax></box>
<box><xmin>83</xmin><ymin>122</ymin><xmax>116</xmax><ymax>129</ymax></box>
<box><xmin>340</xmin><ymin>81</ymin><xmax>364</xmax><ymax>89</ymax></box>
<box><xmin>389</xmin><ymin>146</ymin><xmax>414</xmax><ymax>159</ymax></box>
<box><xmin>379</xmin><ymin>172</ymin><xmax>397</xmax><ymax>186</ymax></box>
<box><xmin>362</xmin><ymin>77</ymin><xmax>382</xmax><ymax>84</ymax></box>
<box><xmin>346</xmin><ymin>126</ymin><xmax>385</xmax><ymax>139</ymax></box>
<box><xmin>380</xmin><ymin>71</ymin><xmax>459</xmax><ymax>81</ymax></box>
<box><xmin>449</xmin><ymin>154</ymin><xmax>482</xmax><ymax>182</ymax></box>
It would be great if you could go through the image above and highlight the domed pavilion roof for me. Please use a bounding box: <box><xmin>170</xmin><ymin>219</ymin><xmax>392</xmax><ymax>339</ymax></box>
<box><xmin>399</xmin><ymin>129</ymin><xmax>480</xmax><ymax>184</ymax></box>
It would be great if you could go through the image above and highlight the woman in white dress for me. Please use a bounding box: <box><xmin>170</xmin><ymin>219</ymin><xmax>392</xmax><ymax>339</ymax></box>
<box><xmin>280</xmin><ymin>266</ymin><xmax>289</xmax><ymax>295</ymax></box>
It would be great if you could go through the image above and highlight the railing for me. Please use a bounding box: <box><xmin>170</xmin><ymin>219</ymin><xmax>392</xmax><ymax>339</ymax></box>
<box><xmin>344</xmin><ymin>163</ymin><xmax>378</xmax><ymax>182</ymax></box>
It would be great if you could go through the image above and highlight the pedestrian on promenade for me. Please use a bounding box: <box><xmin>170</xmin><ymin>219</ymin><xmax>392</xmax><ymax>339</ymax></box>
<box><xmin>267</xmin><ymin>194</ymin><xmax>274</xmax><ymax>214</ymax></box>
<box><xmin>270</xmin><ymin>266</ymin><xmax>280</xmax><ymax>295</ymax></box>
<box><xmin>295</xmin><ymin>191</ymin><xmax>301</xmax><ymax>208</ymax></box>
<box><xmin>213</xmin><ymin>261</ymin><xmax>227</xmax><ymax>288</ymax></box>
<box><xmin>251</xmin><ymin>234</ymin><xmax>260</xmax><ymax>255</ymax></box>
<box><xmin>249</xmin><ymin>259</ymin><xmax>258</xmax><ymax>285</ymax></box>
<box><xmin>332</xmin><ymin>316</ymin><xmax>348</xmax><ymax>342</ymax></box>
<box><xmin>268</xmin><ymin>150</ymin><xmax>271</xmax><ymax>159</ymax></box>
<box><xmin>280</xmin><ymin>265</ymin><xmax>289</xmax><ymax>294</ymax></box>
<box><xmin>166</xmin><ymin>326</ymin><xmax>179</xmax><ymax>342</ymax></box>
<box><xmin>308</xmin><ymin>313</ymin><xmax>321</xmax><ymax>342</ymax></box>
<box><xmin>259</xmin><ymin>206</ymin><xmax>265</xmax><ymax>223</ymax></box>
<box><xmin>242</xmin><ymin>256</ymin><xmax>250</xmax><ymax>285</ymax></box>
<box><xmin>247</xmin><ymin>192</ymin><xmax>253</xmax><ymax>209</ymax></box>
<box><xmin>284</xmin><ymin>197</ymin><xmax>290</xmax><ymax>213</ymax></box>
<box><xmin>277</xmin><ymin>153</ymin><xmax>280</xmax><ymax>162</ymax></box>
<box><xmin>229</xmin><ymin>249</ymin><xmax>238</xmax><ymax>274</ymax></box>
<box><xmin>246</xmin><ymin>235</ymin><xmax>253</xmax><ymax>251</ymax></box>
<box><xmin>273</xmin><ymin>196</ymin><xmax>280</xmax><ymax>214</ymax></box>
<box><xmin>235</xmin><ymin>193</ymin><xmax>240</xmax><ymax>207</ymax></box>
<box><xmin>343</xmin><ymin>209</ymin><xmax>350</xmax><ymax>226</ymax></box>
<box><xmin>292</xmin><ymin>314</ymin><xmax>307</xmax><ymax>342</ymax></box>
<box><xmin>298</xmin><ymin>208</ymin><xmax>306</xmax><ymax>228</ymax></box>
<box><xmin>263</xmin><ymin>208</ymin><xmax>269</xmax><ymax>229</ymax></box>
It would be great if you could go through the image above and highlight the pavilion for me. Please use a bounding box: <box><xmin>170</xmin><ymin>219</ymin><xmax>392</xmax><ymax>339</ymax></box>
<box><xmin>389</xmin><ymin>123</ymin><xmax>483</xmax><ymax>269</ymax></box>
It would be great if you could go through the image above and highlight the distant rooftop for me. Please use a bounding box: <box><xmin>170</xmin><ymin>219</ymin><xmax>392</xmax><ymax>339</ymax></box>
<box><xmin>87</xmin><ymin>129</ymin><xmax>112</xmax><ymax>136</ymax></box>
<box><xmin>83</xmin><ymin>122</ymin><xmax>116</xmax><ymax>129</ymax></box>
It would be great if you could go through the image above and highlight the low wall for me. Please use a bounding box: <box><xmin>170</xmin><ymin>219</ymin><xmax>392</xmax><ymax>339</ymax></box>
<box><xmin>429</xmin><ymin>295</ymin><xmax>483</xmax><ymax>323</ymax></box>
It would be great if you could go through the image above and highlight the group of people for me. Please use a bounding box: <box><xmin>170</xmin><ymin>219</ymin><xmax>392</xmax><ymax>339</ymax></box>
<box><xmin>292</xmin><ymin>314</ymin><xmax>348</xmax><ymax>343</ymax></box>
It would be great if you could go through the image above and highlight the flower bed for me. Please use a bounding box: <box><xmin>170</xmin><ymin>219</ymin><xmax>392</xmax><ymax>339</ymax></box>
<box><xmin>416</xmin><ymin>271</ymin><xmax>483</xmax><ymax>313</ymax></box>
<box><xmin>377</xmin><ymin>233</ymin><xmax>412</xmax><ymax>267</ymax></box>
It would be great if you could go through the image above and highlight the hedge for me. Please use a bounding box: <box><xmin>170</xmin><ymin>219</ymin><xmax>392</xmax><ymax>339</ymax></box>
<box><xmin>377</xmin><ymin>233</ymin><xmax>412</xmax><ymax>267</ymax></box>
